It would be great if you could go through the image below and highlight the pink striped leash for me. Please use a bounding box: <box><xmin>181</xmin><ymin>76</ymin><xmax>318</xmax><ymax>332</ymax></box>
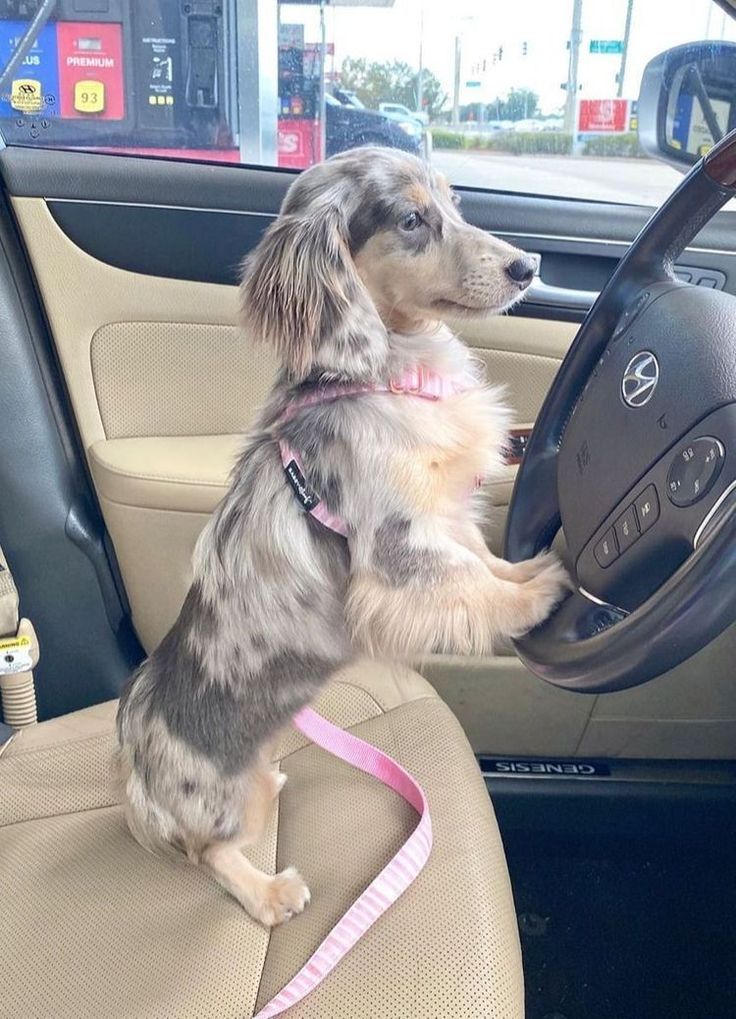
<box><xmin>253</xmin><ymin>706</ymin><xmax>432</xmax><ymax>1019</ymax></box>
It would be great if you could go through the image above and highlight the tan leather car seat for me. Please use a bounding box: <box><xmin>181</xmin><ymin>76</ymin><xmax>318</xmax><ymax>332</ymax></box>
<box><xmin>0</xmin><ymin>661</ymin><xmax>524</xmax><ymax>1018</ymax></box>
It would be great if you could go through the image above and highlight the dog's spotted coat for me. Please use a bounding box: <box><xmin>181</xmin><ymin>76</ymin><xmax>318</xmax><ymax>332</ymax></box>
<box><xmin>117</xmin><ymin>147</ymin><xmax>569</xmax><ymax>926</ymax></box>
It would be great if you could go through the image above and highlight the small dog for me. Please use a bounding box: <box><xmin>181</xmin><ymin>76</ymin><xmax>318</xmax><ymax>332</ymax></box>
<box><xmin>116</xmin><ymin>147</ymin><xmax>568</xmax><ymax>926</ymax></box>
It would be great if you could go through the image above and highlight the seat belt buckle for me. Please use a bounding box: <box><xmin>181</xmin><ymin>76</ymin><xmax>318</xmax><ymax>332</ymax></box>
<box><xmin>0</xmin><ymin>617</ymin><xmax>39</xmax><ymax>729</ymax></box>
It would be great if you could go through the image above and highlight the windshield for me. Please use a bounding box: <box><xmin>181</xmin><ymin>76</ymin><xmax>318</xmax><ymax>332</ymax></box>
<box><xmin>0</xmin><ymin>0</ymin><xmax>733</xmax><ymax>207</ymax></box>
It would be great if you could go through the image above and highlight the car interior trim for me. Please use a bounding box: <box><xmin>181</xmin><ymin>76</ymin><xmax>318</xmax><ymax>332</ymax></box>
<box><xmin>693</xmin><ymin>478</ymin><xmax>736</xmax><ymax>548</ymax></box>
<box><xmin>39</xmin><ymin>197</ymin><xmax>736</xmax><ymax>257</ymax></box>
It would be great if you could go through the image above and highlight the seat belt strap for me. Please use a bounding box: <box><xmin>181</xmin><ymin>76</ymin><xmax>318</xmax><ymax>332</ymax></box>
<box><xmin>0</xmin><ymin>542</ymin><xmax>39</xmax><ymax>736</ymax></box>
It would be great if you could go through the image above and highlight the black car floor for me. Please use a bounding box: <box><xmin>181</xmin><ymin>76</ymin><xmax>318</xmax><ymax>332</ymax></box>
<box><xmin>502</xmin><ymin>829</ymin><xmax>736</xmax><ymax>1019</ymax></box>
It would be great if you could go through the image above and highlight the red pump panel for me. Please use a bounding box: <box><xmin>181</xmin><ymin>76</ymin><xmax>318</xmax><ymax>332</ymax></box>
<box><xmin>57</xmin><ymin>22</ymin><xmax>125</xmax><ymax>120</ymax></box>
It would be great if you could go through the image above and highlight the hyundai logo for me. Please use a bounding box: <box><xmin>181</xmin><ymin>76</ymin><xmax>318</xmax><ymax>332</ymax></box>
<box><xmin>622</xmin><ymin>351</ymin><xmax>659</xmax><ymax>408</ymax></box>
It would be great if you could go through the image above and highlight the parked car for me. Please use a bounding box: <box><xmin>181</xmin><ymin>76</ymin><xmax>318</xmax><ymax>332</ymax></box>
<box><xmin>325</xmin><ymin>93</ymin><xmax>423</xmax><ymax>155</ymax></box>
<box><xmin>511</xmin><ymin>118</ymin><xmax>546</xmax><ymax>132</ymax></box>
<box><xmin>378</xmin><ymin>101</ymin><xmax>428</xmax><ymax>126</ymax></box>
<box><xmin>332</xmin><ymin>87</ymin><xmax>366</xmax><ymax>109</ymax></box>
<box><xmin>479</xmin><ymin>119</ymin><xmax>509</xmax><ymax>133</ymax></box>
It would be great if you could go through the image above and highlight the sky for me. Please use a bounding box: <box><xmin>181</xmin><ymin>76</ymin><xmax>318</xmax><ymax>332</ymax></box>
<box><xmin>280</xmin><ymin>0</ymin><xmax>736</xmax><ymax>113</ymax></box>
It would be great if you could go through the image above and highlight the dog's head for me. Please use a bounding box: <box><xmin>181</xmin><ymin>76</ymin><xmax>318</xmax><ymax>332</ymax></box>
<box><xmin>240</xmin><ymin>146</ymin><xmax>537</xmax><ymax>380</ymax></box>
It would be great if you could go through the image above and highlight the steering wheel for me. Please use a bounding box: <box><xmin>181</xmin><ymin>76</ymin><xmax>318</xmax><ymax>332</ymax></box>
<box><xmin>504</xmin><ymin>129</ymin><xmax>736</xmax><ymax>692</ymax></box>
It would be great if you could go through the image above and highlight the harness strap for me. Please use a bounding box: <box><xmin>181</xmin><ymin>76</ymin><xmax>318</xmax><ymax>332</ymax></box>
<box><xmin>278</xmin><ymin>365</ymin><xmax>473</xmax><ymax>537</ymax></box>
<box><xmin>254</xmin><ymin>706</ymin><xmax>432</xmax><ymax>1019</ymax></box>
<box><xmin>280</xmin><ymin>445</ymin><xmax>351</xmax><ymax>537</ymax></box>
<box><xmin>278</xmin><ymin>364</ymin><xmax>468</xmax><ymax>425</ymax></box>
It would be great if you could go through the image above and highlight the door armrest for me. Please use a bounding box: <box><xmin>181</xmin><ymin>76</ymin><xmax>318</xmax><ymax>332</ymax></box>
<box><xmin>89</xmin><ymin>435</ymin><xmax>243</xmax><ymax>512</ymax></box>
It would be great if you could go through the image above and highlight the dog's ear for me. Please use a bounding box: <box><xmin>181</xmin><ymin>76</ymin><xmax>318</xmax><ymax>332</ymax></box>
<box><xmin>240</xmin><ymin>202</ymin><xmax>386</xmax><ymax>381</ymax></box>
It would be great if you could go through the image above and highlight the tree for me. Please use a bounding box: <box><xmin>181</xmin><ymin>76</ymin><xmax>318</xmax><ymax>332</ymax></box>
<box><xmin>485</xmin><ymin>88</ymin><xmax>540</xmax><ymax>122</ymax></box>
<box><xmin>413</xmin><ymin>69</ymin><xmax>446</xmax><ymax>119</ymax></box>
<box><xmin>338</xmin><ymin>58</ymin><xmax>447</xmax><ymax>119</ymax></box>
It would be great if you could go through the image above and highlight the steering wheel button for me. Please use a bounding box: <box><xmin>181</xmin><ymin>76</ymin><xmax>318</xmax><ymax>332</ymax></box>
<box><xmin>594</xmin><ymin>528</ymin><xmax>619</xmax><ymax>568</ymax></box>
<box><xmin>614</xmin><ymin>505</ymin><xmax>640</xmax><ymax>552</ymax></box>
<box><xmin>666</xmin><ymin>437</ymin><xmax>724</xmax><ymax>507</ymax></box>
<box><xmin>634</xmin><ymin>485</ymin><xmax>660</xmax><ymax>533</ymax></box>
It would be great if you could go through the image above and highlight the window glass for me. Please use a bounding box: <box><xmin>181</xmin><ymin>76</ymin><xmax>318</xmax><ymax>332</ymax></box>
<box><xmin>0</xmin><ymin>0</ymin><xmax>734</xmax><ymax>206</ymax></box>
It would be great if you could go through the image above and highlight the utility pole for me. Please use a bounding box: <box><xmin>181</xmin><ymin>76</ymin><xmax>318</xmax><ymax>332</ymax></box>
<box><xmin>318</xmin><ymin>0</ymin><xmax>327</xmax><ymax>160</ymax></box>
<box><xmin>617</xmin><ymin>0</ymin><xmax>634</xmax><ymax>98</ymax></box>
<box><xmin>452</xmin><ymin>35</ymin><xmax>461</xmax><ymax>127</ymax></box>
<box><xmin>564</xmin><ymin>0</ymin><xmax>583</xmax><ymax>141</ymax></box>
<box><xmin>417</xmin><ymin>4</ymin><xmax>424</xmax><ymax>116</ymax></box>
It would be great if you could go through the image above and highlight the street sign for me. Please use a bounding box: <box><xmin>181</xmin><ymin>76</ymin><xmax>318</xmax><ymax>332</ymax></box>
<box><xmin>578</xmin><ymin>98</ymin><xmax>629</xmax><ymax>133</ymax></box>
<box><xmin>590</xmin><ymin>39</ymin><xmax>623</xmax><ymax>54</ymax></box>
<box><xmin>465</xmin><ymin>80</ymin><xmax>481</xmax><ymax>88</ymax></box>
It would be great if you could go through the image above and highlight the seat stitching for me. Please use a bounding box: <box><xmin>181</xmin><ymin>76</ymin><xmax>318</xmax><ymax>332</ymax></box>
<box><xmin>0</xmin><ymin>800</ymin><xmax>121</xmax><ymax>830</ymax></box>
<box><xmin>2</xmin><ymin>731</ymin><xmax>114</xmax><ymax>760</ymax></box>
<box><xmin>253</xmin><ymin>770</ymin><xmax>281</xmax><ymax>1011</ymax></box>
<box><xmin>276</xmin><ymin>695</ymin><xmax>436</xmax><ymax>763</ymax></box>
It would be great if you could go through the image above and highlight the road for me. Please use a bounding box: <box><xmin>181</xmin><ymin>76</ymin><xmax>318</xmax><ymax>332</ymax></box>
<box><xmin>431</xmin><ymin>150</ymin><xmax>685</xmax><ymax>207</ymax></box>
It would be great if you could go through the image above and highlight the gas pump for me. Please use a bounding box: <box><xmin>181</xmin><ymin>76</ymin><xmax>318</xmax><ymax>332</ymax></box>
<box><xmin>0</xmin><ymin>0</ymin><xmax>238</xmax><ymax>155</ymax></box>
<box><xmin>277</xmin><ymin>22</ymin><xmax>321</xmax><ymax>169</ymax></box>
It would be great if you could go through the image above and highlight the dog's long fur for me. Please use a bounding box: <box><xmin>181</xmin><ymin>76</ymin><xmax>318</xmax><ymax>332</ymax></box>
<box><xmin>116</xmin><ymin>147</ymin><xmax>568</xmax><ymax>925</ymax></box>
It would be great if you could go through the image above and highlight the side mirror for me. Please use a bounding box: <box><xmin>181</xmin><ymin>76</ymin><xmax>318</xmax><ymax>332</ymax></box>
<box><xmin>638</xmin><ymin>41</ymin><xmax>736</xmax><ymax>171</ymax></box>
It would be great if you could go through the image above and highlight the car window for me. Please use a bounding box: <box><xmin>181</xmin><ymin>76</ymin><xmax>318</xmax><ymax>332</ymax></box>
<box><xmin>0</xmin><ymin>0</ymin><xmax>734</xmax><ymax>207</ymax></box>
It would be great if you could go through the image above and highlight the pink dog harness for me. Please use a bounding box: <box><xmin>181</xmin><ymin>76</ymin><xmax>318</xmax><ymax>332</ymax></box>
<box><xmin>278</xmin><ymin>364</ymin><xmax>473</xmax><ymax>537</ymax></box>
<box><xmin>254</xmin><ymin>707</ymin><xmax>432</xmax><ymax>1018</ymax></box>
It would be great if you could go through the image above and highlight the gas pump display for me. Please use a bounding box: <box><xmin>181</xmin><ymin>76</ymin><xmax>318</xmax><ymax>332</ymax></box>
<box><xmin>57</xmin><ymin>22</ymin><xmax>124</xmax><ymax>120</ymax></box>
<box><xmin>0</xmin><ymin>21</ymin><xmax>58</xmax><ymax>118</ymax></box>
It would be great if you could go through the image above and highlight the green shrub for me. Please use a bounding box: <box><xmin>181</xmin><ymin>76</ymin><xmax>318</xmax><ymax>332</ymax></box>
<box><xmin>582</xmin><ymin>132</ymin><xmax>645</xmax><ymax>158</ymax></box>
<box><xmin>430</xmin><ymin>127</ymin><xmax>648</xmax><ymax>159</ymax></box>
<box><xmin>429</xmin><ymin>128</ymin><xmax>472</xmax><ymax>150</ymax></box>
<box><xmin>483</xmin><ymin>132</ymin><xmax>573</xmax><ymax>155</ymax></box>
<box><xmin>430</xmin><ymin>128</ymin><xmax>574</xmax><ymax>155</ymax></box>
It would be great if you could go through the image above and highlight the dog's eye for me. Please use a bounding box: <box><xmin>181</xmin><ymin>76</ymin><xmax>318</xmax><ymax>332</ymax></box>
<box><xmin>400</xmin><ymin>211</ymin><xmax>421</xmax><ymax>231</ymax></box>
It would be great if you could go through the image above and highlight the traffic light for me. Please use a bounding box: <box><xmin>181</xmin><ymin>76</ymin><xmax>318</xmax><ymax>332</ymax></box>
<box><xmin>498</xmin><ymin>45</ymin><xmax>503</xmax><ymax>61</ymax></box>
<box><xmin>522</xmin><ymin>41</ymin><xmax>528</xmax><ymax>56</ymax></box>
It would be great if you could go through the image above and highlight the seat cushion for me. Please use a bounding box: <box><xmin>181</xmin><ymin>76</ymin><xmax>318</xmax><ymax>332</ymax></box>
<box><xmin>0</xmin><ymin>661</ymin><xmax>523</xmax><ymax>1019</ymax></box>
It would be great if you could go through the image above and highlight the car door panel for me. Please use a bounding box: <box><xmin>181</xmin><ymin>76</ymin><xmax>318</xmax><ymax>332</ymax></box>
<box><xmin>13</xmin><ymin>193</ymin><xmax>569</xmax><ymax>643</ymax></box>
<box><xmin>5</xmin><ymin>146</ymin><xmax>736</xmax><ymax>757</ymax></box>
<box><xmin>0</xmin><ymin>194</ymin><xmax>141</xmax><ymax>720</ymax></box>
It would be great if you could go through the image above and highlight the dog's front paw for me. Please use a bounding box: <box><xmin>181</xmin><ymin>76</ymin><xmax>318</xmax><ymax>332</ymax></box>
<box><xmin>257</xmin><ymin>866</ymin><xmax>311</xmax><ymax>927</ymax></box>
<box><xmin>509</xmin><ymin>555</ymin><xmax>572</xmax><ymax>637</ymax></box>
<box><xmin>502</xmin><ymin>549</ymin><xmax>563</xmax><ymax>583</ymax></box>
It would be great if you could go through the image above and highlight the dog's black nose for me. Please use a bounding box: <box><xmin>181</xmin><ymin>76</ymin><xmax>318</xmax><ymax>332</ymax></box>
<box><xmin>506</xmin><ymin>255</ymin><xmax>537</xmax><ymax>286</ymax></box>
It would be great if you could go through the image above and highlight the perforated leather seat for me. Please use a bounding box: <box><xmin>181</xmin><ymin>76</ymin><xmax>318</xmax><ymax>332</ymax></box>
<box><xmin>0</xmin><ymin>661</ymin><xmax>524</xmax><ymax>1018</ymax></box>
